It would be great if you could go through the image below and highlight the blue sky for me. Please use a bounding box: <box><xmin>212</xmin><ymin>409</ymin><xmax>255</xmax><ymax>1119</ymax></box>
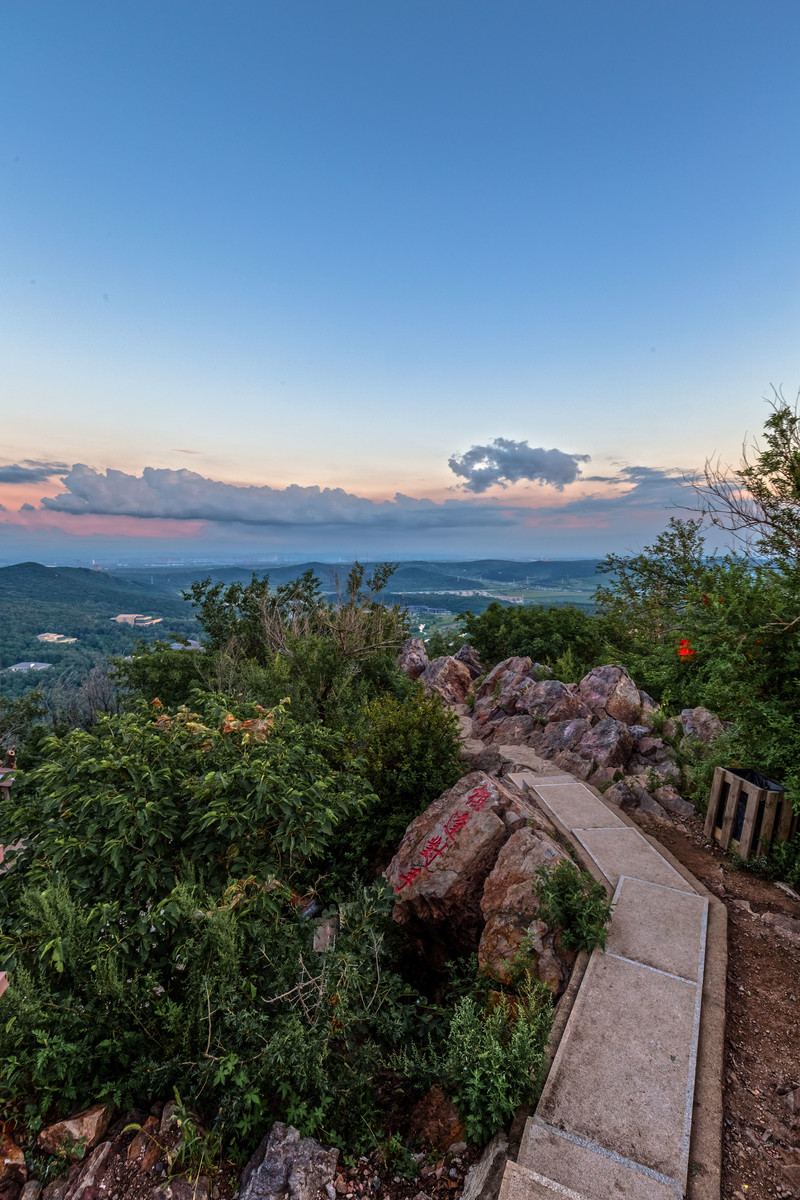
<box><xmin>2</xmin><ymin>1</ymin><xmax>799</xmax><ymax>561</ymax></box>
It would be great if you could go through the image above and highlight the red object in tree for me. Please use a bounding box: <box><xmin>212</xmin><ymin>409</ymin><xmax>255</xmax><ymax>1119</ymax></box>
<box><xmin>677</xmin><ymin>639</ymin><xmax>696</xmax><ymax>659</ymax></box>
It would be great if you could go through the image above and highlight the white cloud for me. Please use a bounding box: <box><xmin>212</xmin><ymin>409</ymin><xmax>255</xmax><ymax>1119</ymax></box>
<box><xmin>449</xmin><ymin>437</ymin><xmax>590</xmax><ymax>493</ymax></box>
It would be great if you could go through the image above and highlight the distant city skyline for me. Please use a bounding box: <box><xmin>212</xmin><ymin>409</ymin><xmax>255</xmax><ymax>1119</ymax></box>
<box><xmin>3</xmin><ymin>2</ymin><xmax>798</xmax><ymax>562</ymax></box>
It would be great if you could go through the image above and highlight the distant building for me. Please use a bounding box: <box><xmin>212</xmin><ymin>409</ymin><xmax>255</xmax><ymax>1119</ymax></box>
<box><xmin>169</xmin><ymin>640</ymin><xmax>203</xmax><ymax>651</ymax></box>
<box><xmin>6</xmin><ymin>662</ymin><xmax>51</xmax><ymax>672</ymax></box>
<box><xmin>37</xmin><ymin>632</ymin><xmax>78</xmax><ymax>644</ymax></box>
<box><xmin>112</xmin><ymin>614</ymin><xmax>163</xmax><ymax>626</ymax></box>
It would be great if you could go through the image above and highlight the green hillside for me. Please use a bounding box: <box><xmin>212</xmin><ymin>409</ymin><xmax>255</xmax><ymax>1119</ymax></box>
<box><xmin>0</xmin><ymin>563</ymin><xmax>197</xmax><ymax>694</ymax></box>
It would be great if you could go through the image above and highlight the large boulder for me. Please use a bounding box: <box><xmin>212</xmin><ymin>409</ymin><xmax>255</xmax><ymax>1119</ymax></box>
<box><xmin>240</xmin><ymin>1123</ymin><xmax>338</xmax><ymax>1200</ymax></box>
<box><xmin>572</xmin><ymin>716</ymin><xmax>634</xmax><ymax>770</ymax></box>
<box><xmin>472</xmin><ymin>657</ymin><xmax>536</xmax><ymax>724</ymax></box>
<box><xmin>397</xmin><ymin>637</ymin><xmax>429</xmax><ymax>681</ymax></box>
<box><xmin>515</xmin><ymin>679</ymin><xmax>593</xmax><ymax>724</ymax></box>
<box><xmin>680</xmin><ymin>706</ymin><xmax>724</xmax><ymax>744</ymax></box>
<box><xmin>454</xmin><ymin>643</ymin><xmax>484</xmax><ymax>680</ymax></box>
<box><xmin>480</xmin><ymin>714</ymin><xmax>535</xmax><ymax>746</ymax></box>
<box><xmin>532</xmin><ymin>717</ymin><xmax>593</xmax><ymax>758</ymax></box>
<box><xmin>420</xmin><ymin>656</ymin><xmax>473</xmax><ymax>704</ymax></box>
<box><xmin>578</xmin><ymin>665</ymin><xmax>656</xmax><ymax>727</ymax></box>
<box><xmin>385</xmin><ymin>773</ymin><xmax>530</xmax><ymax>964</ymax></box>
<box><xmin>478</xmin><ymin>827</ymin><xmax>567</xmax><ymax>988</ymax></box>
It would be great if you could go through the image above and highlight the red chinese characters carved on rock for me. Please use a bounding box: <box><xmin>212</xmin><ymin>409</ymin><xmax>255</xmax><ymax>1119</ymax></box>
<box><xmin>393</xmin><ymin>782</ymin><xmax>495</xmax><ymax>893</ymax></box>
<box><xmin>466</xmin><ymin>782</ymin><xmax>493</xmax><ymax>811</ymax></box>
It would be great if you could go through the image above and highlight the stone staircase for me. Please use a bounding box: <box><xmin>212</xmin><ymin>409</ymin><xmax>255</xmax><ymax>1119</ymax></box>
<box><xmin>495</xmin><ymin>771</ymin><xmax>725</xmax><ymax>1200</ymax></box>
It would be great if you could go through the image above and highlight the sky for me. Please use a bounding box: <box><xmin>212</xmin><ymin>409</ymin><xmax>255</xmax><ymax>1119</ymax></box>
<box><xmin>2</xmin><ymin>1</ymin><xmax>799</xmax><ymax>563</ymax></box>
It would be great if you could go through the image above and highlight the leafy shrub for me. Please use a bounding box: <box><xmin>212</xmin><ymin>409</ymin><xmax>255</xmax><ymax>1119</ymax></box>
<box><xmin>458</xmin><ymin>603</ymin><xmax>605</xmax><ymax>678</ymax></box>
<box><xmin>320</xmin><ymin>686</ymin><xmax>465</xmax><ymax>887</ymax></box>
<box><xmin>534</xmin><ymin>860</ymin><xmax>614</xmax><ymax>953</ymax></box>
<box><xmin>395</xmin><ymin>980</ymin><xmax>552</xmax><ymax>1144</ymax></box>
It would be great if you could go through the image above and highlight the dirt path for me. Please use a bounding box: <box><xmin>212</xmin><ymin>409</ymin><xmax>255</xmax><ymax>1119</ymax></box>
<box><xmin>634</xmin><ymin>812</ymin><xmax>800</xmax><ymax>1200</ymax></box>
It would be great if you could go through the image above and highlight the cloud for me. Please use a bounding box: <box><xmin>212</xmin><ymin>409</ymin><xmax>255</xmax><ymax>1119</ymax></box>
<box><xmin>449</xmin><ymin>437</ymin><xmax>590</xmax><ymax>493</ymax></box>
<box><xmin>0</xmin><ymin>459</ymin><xmax>69</xmax><ymax>484</ymax></box>
<box><xmin>39</xmin><ymin>465</ymin><xmax>515</xmax><ymax>529</ymax></box>
<box><xmin>19</xmin><ymin>503</ymin><xmax>35</xmax><ymax>511</ymax></box>
<box><xmin>550</xmin><ymin>465</ymin><xmax>690</xmax><ymax>515</ymax></box>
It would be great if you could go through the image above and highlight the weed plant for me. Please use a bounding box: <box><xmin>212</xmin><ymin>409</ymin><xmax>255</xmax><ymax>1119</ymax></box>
<box><xmin>534</xmin><ymin>861</ymin><xmax>614</xmax><ymax>954</ymax></box>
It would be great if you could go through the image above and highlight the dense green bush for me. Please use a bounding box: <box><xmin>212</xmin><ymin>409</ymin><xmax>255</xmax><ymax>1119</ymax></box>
<box><xmin>457</xmin><ymin>603</ymin><xmax>606</xmax><ymax>678</ymax></box>
<box><xmin>534</xmin><ymin>861</ymin><xmax>614</xmax><ymax>953</ymax></box>
<box><xmin>396</xmin><ymin>980</ymin><xmax>553</xmax><ymax>1144</ymax></box>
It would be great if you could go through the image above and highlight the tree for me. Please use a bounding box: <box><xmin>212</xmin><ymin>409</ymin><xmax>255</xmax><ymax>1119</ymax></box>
<box><xmin>693</xmin><ymin>388</ymin><xmax>800</xmax><ymax>564</ymax></box>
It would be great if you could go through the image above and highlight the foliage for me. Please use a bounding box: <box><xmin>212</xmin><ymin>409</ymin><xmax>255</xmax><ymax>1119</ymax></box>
<box><xmin>352</xmin><ymin>686</ymin><xmax>465</xmax><ymax>863</ymax></box>
<box><xmin>0</xmin><ymin>693</ymin><xmax>376</xmax><ymax>956</ymax></box>
<box><xmin>0</xmin><ymin>878</ymin><xmax>433</xmax><ymax>1153</ymax></box>
<box><xmin>693</xmin><ymin>389</ymin><xmax>800</xmax><ymax>563</ymax></box>
<box><xmin>457</xmin><ymin>603</ymin><xmax>605</xmax><ymax>676</ymax></box>
<box><xmin>182</xmin><ymin>564</ymin><xmax>408</xmax><ymax>726</ymax></box>
<box><xmin>395</xmin><ymin>981</ymin><xmax>552</xmax><ymax>1144</ymax></box>
<box><xmin>534</xmin><ymin>860</ymin><xmax>614</xmax><ymax>953</ymax></box>
<box><xmin>735</xmin><ymin>834</ymin><xmax>800</xmax><ymax>890</ymax></box>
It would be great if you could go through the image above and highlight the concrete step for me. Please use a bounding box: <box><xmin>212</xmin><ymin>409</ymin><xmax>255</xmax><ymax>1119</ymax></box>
<box><xmin>513</xmin><ymin>1124</ymin><xmax>681</xmax><ymax>1199</ymax></box>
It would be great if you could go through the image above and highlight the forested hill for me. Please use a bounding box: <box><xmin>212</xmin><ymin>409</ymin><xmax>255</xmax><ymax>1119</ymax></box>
<box><xmin>0</xmin><ymin>562</ymin><xmax>197</xmax><ymax>688</ymax></box>
<box><xmin>0</xmin><ymin>561</ymin><xmax>190</xmax><ymax>612</ymax></box>
<box><xmin>115</xmin><ymin>558</ymin><xmax>602</xmax><ymax>612</ymax></box>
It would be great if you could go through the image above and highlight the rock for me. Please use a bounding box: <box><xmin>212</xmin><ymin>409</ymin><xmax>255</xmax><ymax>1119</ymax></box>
<box><xmin>680</xmin><ymin>706</ymin><xmax>724</xmax><ymax>744</ymax></box>
<box><xmin>530</xmin><ymin>662</ymin><xmax>553</xmax><ymax>681</ymax></box>
<box><xmin>38</xmin><ymin>1106</ymin><xmax>113</xmax><ymax>1158</ymax></box>
<box><xmin>159</xmin><ymin>1103</ymin><xmax>180</xmax><ymax>1138</ymax></box>
<box><xmin>533</xmin><ymin>718</ymin><xmax>592</xmax><ymax>758</ymax></box>
<box><xmin>478</xmin><ymin>827</ymin><xmax>566</xmax><ymax>984</ymax></box>
<box><xmin>653</xmin><ymin>786</ymin><xmax>695</xmax><ymax>818</ymax></box>
<box><xmin>62</xmin><ymin>1142</ymin><xmax>114</xmax><ymax>1200</ymax></box>
<box><xmin>420</xmin><ymin>657</ymin><xmax>473</xmax><ymax>705</ymax></box>
<box><xmin>578</xmin><ymin>665</ymin><xmax>654</xmax><ymax>726</ymax></box>
<box><xmin>572</xmin><ymin>717</ymin><xmax>634</xmax><ymax>769</ymax></box>
<box><xmin>154</xmin><ymin>1177</ymin><xmax>210</xmax><ymax>1200</ymax></box>
<box><xmin>515</xmin><ymin>680</ymin><xmax>593</xmax><ymax>724</ymax></box>
<box><xmin>454</xmin><ymin>644</ymin><xmax>483</xmax><ymax>679</ymax></box>
<box><xmin>762</xmin><ymin>912</ymin><xmax>800</xmax><ymax>947</ymax></box>
<box><xmin>636</xmin><ymin>793</ymin><xmax>669</xmax><ymax>820</ymax></box>
<box><xmin>472</xmin><ymin>657</ymin><xmax>536</xmax><ymax>725</ymax></box>
<box><xmin>0</xmin><ymin>1135</ymin><xmax>26</xmax><ymax>1200</ymax></box>
<box><xmin>126</xmin><ymin>1115</ymin><xmax>162</xmax><ymax>1172</ymax></box>
<box><xmin>240</xmin><ymin>1122</ymin><xmax>338</xmax><ymax>1200</ymax></box>
<box><xmin>481</xmin><ymin>715</ymin><xmax>534</xmax><ymax>746</ymax></box>
<box><xmin>386</xmin><ymin>773</ymin><xmax>521</xmax><ymax>964</ymax></box>
<box><xmin>19</xmin><ymin>1186</ymin><xmax>42</xmax><ymax>1200</ymax></box>
<box><xmin>397</xmin><ymin>638</ymin><xmax>429</xmax><ymax>681</ymax></box>
<box><xmin>461</xmin><ymin>1133</ymin><xmax>508</xmax><ymax>1200</ymax></box>
<box><xmin>407</xmin><ymin>1086</ymin><xmax>465</xmax><ymax>1151</ymax></box>
<box><xmin>602</xmin><ymin>779</ymin><xmax>647</xmax><ymax>812</ymax></box>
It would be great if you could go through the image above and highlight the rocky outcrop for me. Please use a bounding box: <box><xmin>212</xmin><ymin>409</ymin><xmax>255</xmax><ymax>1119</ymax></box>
<box><xmin>397</xmin><ymin>638</ymin><xmax>429</xmax><ymax>681</ymax></box>
<box><xmin>240</xmin><ymin>1123</ymin><xmax>338</xmax><ymax>1200</ymax></box>
<box><xmin>577</xmin><ymin>665</ymin><xmax>656</xmax><ymax>727</ymax></box>
<box><xmin>478</xmin><ymin>827</ymin><xmax>568</xmax><ymax>989</ymax></box>
<box><xmin>515</xmin><ymin>680</ymin><xmax>592</xmax><ymax>724</ymax></box>
<box><xmin>472</xmin><ymin>657</ymin><xmax>537</xmax><ymax>728</ymax></box>
<box><xmin>386</xmin><ymin>773</ymin><xmax>538</xmax><ymax>966</ymax></box>
<box><xmin>0</xmin><ymin>1135</ymin><xmax>26</xmax><ymax>1200</ymax></box>
<box><xmin>454</xmin><ymin>643</ymin><xmax>483</xmax><ymax>679</ymax></box>
<box><xmin>420</xmin><ymin>656</ymin><xmax>473</xmax><ymax>705</ymax></box>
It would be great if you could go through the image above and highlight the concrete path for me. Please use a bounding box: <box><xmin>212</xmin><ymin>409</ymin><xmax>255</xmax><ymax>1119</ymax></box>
<box><xmin>496</xmin><ymin>772</ymin><xmax>719</xmax><ymax>1200</ymax></box>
